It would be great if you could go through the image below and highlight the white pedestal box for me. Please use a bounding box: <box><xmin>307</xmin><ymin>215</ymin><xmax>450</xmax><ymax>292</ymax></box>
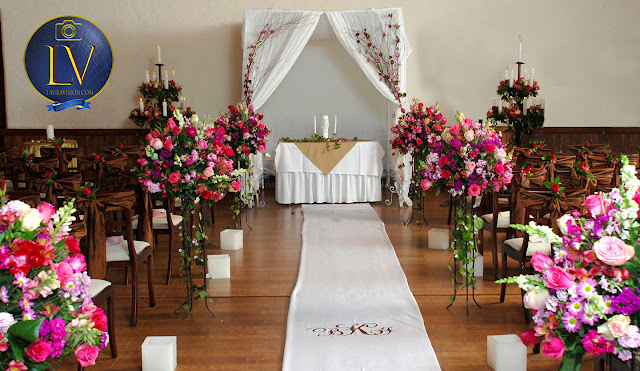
<box><xmin>487</xmin><ymin>334</ymin><xmax>527</xmax><ymax>371</ymax></box>
<box><xmin>473</xmin><ymin>251</ymin><xmax>484</xmax><ymax>277</ymax></box>
<box><xmin>428</xmin><ymin>228</ymin><xmax>450</xmax><ymax>249</ymax></box>
<box><xmin>207</xmin><ymin>254</ymin><xmax>230</xmax><ymax>279</ymax></box>
<box><xmin>220</xmin><ymin>229</ymin><xmax>243</xmax><ymax>250</ymax></box>
<box><xmin>142</xmin><ymin>336</ymin><xmax>177</xmax><ymax>371</ymax></box>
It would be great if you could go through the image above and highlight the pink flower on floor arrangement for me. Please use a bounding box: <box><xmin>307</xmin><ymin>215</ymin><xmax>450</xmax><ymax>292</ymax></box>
<box><xmin>499</xmin><ymin>156</ymin><xmax>640</xmax><ymax>367</ymax></box>
<box><xmin>0</xmin><ymin>193</ymin><xmax>107</xmax><ymax>369</ymax></box>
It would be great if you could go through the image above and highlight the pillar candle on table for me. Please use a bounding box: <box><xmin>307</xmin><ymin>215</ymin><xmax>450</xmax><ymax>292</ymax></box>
<box><xmin>518</xmin><ymin>43</ymin><xmax>522</xmax><ymax>63</ymax></box>
<box><xmin>145</xmin><ymin>71</ymin><xmax>150</xmax><ymax>83</ymax></box>
<box><xmin>46</xmin><ymin>125</ymin><xmax>55</xmax><ymax>140</ymax></box>
<box><xmin>164</xmin><ymin>71</ymin><xmax>169</xmax><ymax>89</ymax></box>
<box><xmin>334</xmin><ymin>115</ymin><xmax>337</xmax><ymax>134</ymax></box>
<box><xmin>313</xmin><ymin>116</ymin><xmax>317</xmax><ymax>134</ymax></box>
<box><xmin>162</xmin><ymin>101</ymin><xmax>167</xmax><ymax>117</ymax></box>
<box><xmin>139</xmin><ymin>98</ymin><xmax>144</xmax><ymax>111</ymax></box>
<box><xmin>157</xmin><ymin>45</ymin><xmax>162</xmax><ymax>64</ymax></box>
<box><xmin>152</xmin><ymin>71</ymin><xmax>156</xmax><ymax>82</ymax></box>
<box><xmin>498</xmin><ymin>100</ymin><xmax>503</xmax><ymax>114</ymax></box>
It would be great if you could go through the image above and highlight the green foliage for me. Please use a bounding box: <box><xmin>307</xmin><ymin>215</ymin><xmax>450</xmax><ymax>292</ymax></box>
<box><xmin>449</xmin><ymin>204</ymin><xmax>481</xmax><ymax>303</ymax></box>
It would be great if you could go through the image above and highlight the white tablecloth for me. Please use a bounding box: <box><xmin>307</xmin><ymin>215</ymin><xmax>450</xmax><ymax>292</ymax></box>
<box><xmin>274</xmin><ymin>141</ymin><xmax>384</xmax><ymax>204</ymax></box>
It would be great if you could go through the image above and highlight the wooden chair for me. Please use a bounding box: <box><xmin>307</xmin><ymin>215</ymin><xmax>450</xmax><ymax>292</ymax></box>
<box><xmin>100</xmin><ymin>191</ymin><xmax>156</xmax><ymax>327</ymax></box>
<box><xmin>479</xmin><ymin>191</ymin><xmax>514</xmax><ymax>280</ymax></box>
<box><xmin>6</xmin><ymin>190</ymin><xmax>41</xmax><ymax>207</ymax></box>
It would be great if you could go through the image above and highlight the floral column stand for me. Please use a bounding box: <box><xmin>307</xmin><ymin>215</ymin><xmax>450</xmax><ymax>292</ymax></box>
<box><xmin>403</xmin><ymin>152</ymin><xmax>428</xmax><ymax>226</ymax></box>
<box><xmin>447</xmin><ymin>196</ymin><xmax>483</xmax><ymax>314</ymax></box>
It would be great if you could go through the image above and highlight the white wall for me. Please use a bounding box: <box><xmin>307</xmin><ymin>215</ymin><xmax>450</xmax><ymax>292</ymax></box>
<box><xmin>1</xmin><ymin>0</ymin><xmax>639</xmax><ymax>131</ymax></box>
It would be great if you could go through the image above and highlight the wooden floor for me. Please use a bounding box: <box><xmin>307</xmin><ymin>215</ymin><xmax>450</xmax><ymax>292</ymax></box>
<box><xmin>62</xmin><ymin>186</ymin><xmax>596</xmax><ymax>371</ymax></box>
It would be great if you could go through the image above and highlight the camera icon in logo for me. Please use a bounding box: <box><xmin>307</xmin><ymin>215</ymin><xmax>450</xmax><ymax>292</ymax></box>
<box><xmin>55</xmin><ymin>20</ymin><xmax>82</xmax><ymax>41</ymax></box>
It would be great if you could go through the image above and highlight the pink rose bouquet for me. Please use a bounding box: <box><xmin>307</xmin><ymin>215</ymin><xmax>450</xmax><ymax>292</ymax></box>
<box><xmin>214</xmin><ymin>103</ymin><xmax>271</xmax><ymax>169</ymax></box>
<box><xmin>499</xmin><ymin>156</ymin><xmax>640</xmax><ymax>368</ymax></box>
<box><xmin>390</xmin><ymin>99</ymin><xmax>447</xmax><ymax>155</ymax></box>
<box><xmin>0</xmin><ymin>193</ymin><xmax>107</xmax><ymax>370</ymax></box>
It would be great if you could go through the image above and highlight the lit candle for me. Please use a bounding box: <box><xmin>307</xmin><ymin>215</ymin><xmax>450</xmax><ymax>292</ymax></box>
<box><xmin>498</xmin><ymin>100</ymin><xmax>503</xmax><ymax>114</ymax></box>
<box><xmin>334</xmin><ymin>115</ymin><xmax>337</xmax><ymax>134</ymax></box>
<box><xmin>541</xmin><ymin>97</ymin><xmax>545</xmax><ymax>109</ymax></box>
<box><xmin>503</xmin><ymin>69</ymin><xmax>508</xmax><ymax>80</ymax></box>
<box><xmin>172</xmin><ymin>70</ymin><xmax>175</xmax><ymax>81</ymax></box>
<box><xmin>180</xmin><ymin>97</ymin><xmax>185</xmax><ymax>109</ymax></box>
<box><xmin>313</xmin><ymin>116</ymin><xmax>317</xmax><ymax>134</ymax></box>
<box><xmin>524</xmin><ymin>68</ymin><xmax>528</xmax><ymax>81</ymax></box>
<box><xmin>164</xmin><ymin>71</ymin><xmax>169</xmax><ymax>89</ymax></box>
<box><xmin>518</xmin><ymin>43</ymin><xmax>522</xmax><ymax>63</ymax></box>
<box><xmin>151</xmin><ymin>71</ymin><xmax>156</xmax><ymax>82</ymax></box>
<box><xmin>145</xmin><ymin>71</ymin><xmax>150</xmax><ymax>84</ymax></box>
<box><xmin>162</xmin><ymin>101</ymin><xmax>167</xmax><ymax>117</ymax></box>
<box><xmin>183</xmin><ymin>97</ymin><xmax>187</xmax><ymax>109</ymax></box>
<box><xmin>530</xmin><ymin>68</ymin><xmax>535</xmax><ymax>85</ymax></box>
<box><xmin>492</xmin><ymin>97</ymin><xmax>496</xmax><ymax>107</ymax></box>
<box><xmin>509</xmin><ymin>69</ymin><xmax>514</xmax><ymax>88</ymax></box>
<box><xmin>157</xmin><ymin>45</ymin><xmax>162</xmax><ymax>64</ymax></box>
<box><xmin>523</xmin><ymin>98</ymin><xmax>528</xmax><ymax>116</ymax></box>
<box><xmin>139</xmin><ymin>98</ymin><xmax>144</xmax><ymax>111</ymax></box>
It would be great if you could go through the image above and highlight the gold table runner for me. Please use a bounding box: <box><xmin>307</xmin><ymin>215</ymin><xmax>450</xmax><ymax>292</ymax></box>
<box><xmin>293</xmin><ymin>140</ymin><xmax>358</xmax><ymax>175</ymax></box>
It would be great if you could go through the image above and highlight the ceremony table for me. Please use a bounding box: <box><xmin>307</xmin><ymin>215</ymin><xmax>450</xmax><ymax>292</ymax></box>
<box><xmin>23</xmin><ymin>139</ymin><xmax>79</xmax><ymax>168</ymax></box>
<box><xmin>274</xmin><ymin>141</ymin><xmax>384</xmax><ymax>204</ymax></box>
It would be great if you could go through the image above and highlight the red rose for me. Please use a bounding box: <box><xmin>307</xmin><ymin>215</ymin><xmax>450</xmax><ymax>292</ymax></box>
<box><xmin>441</xmin><ymin>170</ymin><xmax>451</xmax><ymax>179</ymax></box>
<box><xmin>90</xmin><ymin>308</ymin><xmax>108</xmax><ymax>332</ymax></box>
<box><xmin>75</xmin><ymin>343</ymin><xmax>99</xmax><ymax>367</ymax></box>
<box><xmin>438</xmin><ymin>156</ymin><xmax>449</xmax><ymax>167</ymax></box>
<box><xmin>486</xmin><ymin>143</ymin><xmax>496</xmax><ymax>153</ymax></box>
<box><xmin>168</xmin><ymin>172</ymin><xmax>181</xmax><ymax>184</ymax></box>
<box><xmin>25</xmin><ymin>339</ymin><xmax>51</xmax><ymax>363</ymax></box>
<box><xmin>586</xmin><ymin>141</ymin><xmax>591</xmax><ymax>147</ymax></box>
<box><xmin>82</xmin><ymin>187</ymin><xmax>92</xmax><ymax>196</ymax></box>
<box><xmin>55</xmin><ymin>144</ymin><xmax>61</xmax><ymax>150</ymax></box>
<box><xmin>94</xmin><ymin>154</ymin><xmax>100</xmax><ymax>161</ymax></box>
<box><xmin>579</xmin><ymin>162</ymin><xmax>585</xmax><ymax>170</ymax></box>
<box><xmin>45</xmin><ymin>171</ymin><xmax>52</xmax><ymax>178</ymax></box>
<box><xmin>65</xmin><ymin>236</ymin><xmax>81</xmax><ymax>253</ymax></box>
<box><xmin>551</xmin><ymin>183</ymin><xmax>560</xmax><ymax>194</ymax></box>
<box><xmin>519</xmin><ymin>329</ymin><xmax>541</xmax><ymax>346</ymax></box>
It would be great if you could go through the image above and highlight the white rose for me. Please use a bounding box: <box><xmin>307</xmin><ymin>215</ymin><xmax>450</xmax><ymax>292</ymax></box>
<box><xmin>495</xmin><ymin>148</ymin><xmax>507</xmax><ymax>162</ymax></box>
<box><xmin>21</xmin><ymin>209</ymin><xmax>42</xmax><ymax>231</ymax></box>
<box><xmin>557</xmin><ymin>213</ymin><xmax>575</xmax><ymax>236</ymax></box>
<box><xmin>191</xmin><ymin>114</ymin><xmax>199</xmax><ymax>125</ymax></box>
<box><xmin>523</xmin><ymin>288</ymin><xmax>550</xmax><ymax>310</ymax></box>
<box><xmin>464</xmin><ymin>130</ymin><xmax>474</xmax><ymax>141</ymax></box>
<box><xmin>150</xmin><ymin>138</ymin><xmax>163</xmax><ymax>150</ymax></box>
<box><xmin>0</xmin><ymin>312</ymin><xmax>16</xmax><ymax>333</ymax></box>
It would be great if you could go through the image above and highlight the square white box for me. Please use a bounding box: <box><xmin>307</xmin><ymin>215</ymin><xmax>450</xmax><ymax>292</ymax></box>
<box><xmin>487</xmin><ymin>334</ymin><xmax>527</xmax><ymax>371</ymax></box>
<box><xmin>208</xmin><ymin>254</ymin><xmax>230</xmax><ymax>279</ymax></box>
<box><xmin>428</xmin><ymin>228</ymin><xmax>450</xmax><ymax>249</ymax></box>
<box><xmin>474</xmin><ymin>252</ymin><xmax>484</xmax><ymax>277</ymax></box>
<box><xmin>142</xmin><ymin>336</ymin><xmax>177</xmax><ymax>371</ymax></box>
<box><xmin>220</xmin><ymin>229</ymin><xmax>243</xmax><ymax>250</ymax></box>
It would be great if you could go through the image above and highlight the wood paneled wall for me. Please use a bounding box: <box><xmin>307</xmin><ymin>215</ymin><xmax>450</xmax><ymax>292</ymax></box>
<box><xmin>1</xmin><ymin>127</ymin><xmax>639</xmax><ymax>155</ymax></box>
<box><xmin>1</xmin><ymin>129</ymin><xmax>146</xmax><ymax>154</ymax></box>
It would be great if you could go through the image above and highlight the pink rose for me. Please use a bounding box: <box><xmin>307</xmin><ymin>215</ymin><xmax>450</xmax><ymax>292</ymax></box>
<box><xmin>258</xmin><ymin>144</ymin><xmax>266</xmax><ymax>152</ymax></box>
<box><xmin>530</xmin><ymin>252</ymin><xmax>553</xmax><ymax>272</ymax></box>
<box><xmin>449</xmin><ymin>125</ymin><xmax>461</xmax><ymax>135</ymax></box>
<box><xmin>163</xmin><ymin>140</ymin><xmax>174</xmax><ymax>151</ymax></box>
<box><xmin>523</xmin><ymin>288</ymin><xmax>550</xmax><ymax>310</ymax></box>
<box><xmin>137</xmin><ymin>157</ymin><xmax>148</xmax><ymax>166</ymax></box>
<box><xmin>486</xmin><ymin>143</ymin><xmax>496</xmax><ymax>154</ymax></box>
<box><xmin>37</xmin><ymin>202</ymin><xmax>55</xmax><ymax>224</ymax></box>
<box><xmin>232</xmin><ymin>180</ymin><xmax>241</xmax><ymax>191</ymax></box>
<box><xmin>593</xmin><ymin>236</ymin><xmax>635</xmax><ymax>266</ymax></box>
<box><xmin>168</xmin><ymin>172</ymin><xmax>181</xmax><ymax>184</ymax></box>
<box><xmin>64</xmin><ymin>254</ymin><xmax>87</xmax><ymax>273</ymax></box>
<box><xmin>545</xmin><ymin>266</ymin><xmax>574</xmax><ymax>290</ymax></box>
<box><xmin>150</xmin><ymin>138</ymin><xmax>163</xmax><ymax>150</ymax></box>
<box><xmin>75</xmin><ymin>343</ymin><xmax>99</xmax><ymax>367</ymax></box>
<box><xmin>25</xmin><ymin>339</ymin><xmax>51</xmax><ymax>362</ymax></box>
<box><xmin>224</xmin><ymin>147</ymin><xmax>234</xmax><ymax>158</ymax></box>
<box><xmin>465</xmin><ymin>162</ymin><xmax>476</xmax><ymax>173</ymax></box>
<box><xmin>494</xmin><ymin>163</ymin><xmax>505</xmax><ymax>175</ymax></box>
<box><xmin>541</xmin><ymin>337</ymin><xmax>565</xmax><ymax>360</ymax></box>
<box><xmin>468</xmin><ymin>184</ymin><xmax>481</xmax><ymax>197</ymax></box>
<box><xmin>203</xmin><ymin>167</ymin><xmax>214</xmax><ymax>178</ymax></box>
<box><xmin>55</xmin><ymin>261</ymin><xmax>74</xmax><ymax>283</ymax></box>
<box><xmin>90</xmin><ymin>307</ymin><xmax>109</xmax><ymax>332</ymax></box>
<box><xmin>519</xmin><ymin>329</ymin><xmax>541</xmax><ymax>346</ymax></box>
<box><xmin>583</xmin><ymin>194</ymin><xmax>607</xmax><ymax>216</ymax></box>
<box><xmin>421</xmin><ymin>179</ymin><xmax>431</xmax><ymax>191</ymax></box>
<box><xmin>198</xmin><ymin>140</ymin><xmax>208</xmax><ymax>150</ymax></box>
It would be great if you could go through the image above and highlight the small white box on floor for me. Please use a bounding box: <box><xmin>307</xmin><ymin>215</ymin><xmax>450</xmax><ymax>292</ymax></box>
<box><xmin>220</xmin><ymin>229</ymin><xmax>243</xmax><ymax>250</ymax></box>
<box><xmin>207</xmin><ymin>254</ymin><xmax>230</xmax><ymax>279</ymax></box>
<box><xmin>428</xmin><ymin>228</ymin><xmax>449</xmax><ymax>249</ymax></box>
<box><xmin>142</xmin><ymin>336</ymin><xmax>177</xmax><ymax>371</ymax></box>
<box><xmin>474</xmin><ymin>252</ymin><xmax>484</xmax><ymax>277</ymax></box>
<box><xmin>487</xmin><ymin>334</ymin><xmax>527</xmax><ymax>371</ymax></box>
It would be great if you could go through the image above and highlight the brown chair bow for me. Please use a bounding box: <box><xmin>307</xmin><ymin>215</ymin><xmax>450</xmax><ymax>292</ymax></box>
<box><xmin>25</xmin><ymin>172</ymin><xmax>82</xmax><ymax>207</ymax></box>
<box><xmin>0</xmin><ymin>147</ymin><xmax>17</xmax><ymax>169</ymax></box>
<box><xmin>78</xmin><ymin>155</ymin><xmax>128</xmax><ymax>189</ymax></box>
<box><xmin>515</xmin><ymin>188</ymin><xmax>587</xmax><ymax>234</ymax></box>
<box><xmin>40</xmin><ymin>147</ymin><xmax>84</xmax><ymax>172</ymax></box>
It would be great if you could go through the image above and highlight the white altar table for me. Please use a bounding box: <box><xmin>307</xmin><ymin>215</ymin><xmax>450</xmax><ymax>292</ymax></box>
<box><xmin>274</xmin><ymin>141</ymin><xmax>384</xmax><ymax>204</ymax></box>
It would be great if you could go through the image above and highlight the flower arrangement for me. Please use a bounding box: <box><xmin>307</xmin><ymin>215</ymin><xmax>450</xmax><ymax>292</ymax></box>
<box><xmin>573</xmin><ymin>160</ymin><xmax>594</xmax><ymax>181</ymax></box>
<box><xmin>138</xmin><ymin>81</ymin><xmax>182</xmax><ymax>104</ymax></box>
<box><xmin>48</xmin><ymin>138</ymin><xmax>65</xmax><ymax>154</ymax></box>
<box><xmin>486</xmin><ymin>76</ymin><xmax>544</xmax><ymax>147</ymax></box>
<box><xmin>279</xmin><ymin>134</ymin><xmax>347</xmax><ymax>150</ymax></box>
<box><xmin>214</xmin><ymin>103</ymin><xmax>271</xmax><ymax>169</ymax></box>
<box><xmin>137</xmin><ymin>109</ymin><xmax>245</xmax><ymax>314</ymax></box>
<box><xmin>499</xmin><ymin>156</ymin><xmax>640</xmax><ymax>369</ymax></box>
<box><xmin>390</xmin><ymin>100</ymin><xmax>447</xmax><ymax>156</ymax></box>
<box><xmin>0</xmin><ymin>191</ymin><xmax>108</xmax><ymax>369</ymax></box>
<box><xmin>43</xmin><ymin>171</ymin><xmax>57</xmax><ymax>187</ymax></box>
<box><xmin>129</xmin><ymin>104</ymin><xmax>196</xmax><ymax>130</ymax></box>
<box><xmin>77</xmin><ymin>184</ymin><xmax>98</xmax><ymax>200</ymax></box>
<box><xmin>544</xmin><ymin>177</ymin><xmax>566</xmax><ymax>198</ymax></box>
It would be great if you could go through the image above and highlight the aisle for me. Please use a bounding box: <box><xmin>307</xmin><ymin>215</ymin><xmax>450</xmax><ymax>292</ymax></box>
<box><xmin>283</xmin><ymin>204</ymin><xmax>441</xmax><ymax>370</ymax></box>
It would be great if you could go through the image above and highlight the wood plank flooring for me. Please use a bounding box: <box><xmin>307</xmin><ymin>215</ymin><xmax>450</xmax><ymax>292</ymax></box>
<box><xmin>61</xmin><ymin>186</ymin><xmax>594</xmax><ymax>370</ymax></box>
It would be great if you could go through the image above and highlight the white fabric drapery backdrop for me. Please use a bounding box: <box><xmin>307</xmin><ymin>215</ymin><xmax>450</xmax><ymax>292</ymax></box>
<box><xmin>241</xmin><ymin>8</ymin><xmax>414</xmax><ymax>206</ymax></box>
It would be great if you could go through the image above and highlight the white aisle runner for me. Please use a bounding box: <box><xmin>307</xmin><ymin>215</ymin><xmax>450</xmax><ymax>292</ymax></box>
<box><xmin>283</xmin><ymin>204</ymin><xmax>441</xmax><ymax>371</ymax></box>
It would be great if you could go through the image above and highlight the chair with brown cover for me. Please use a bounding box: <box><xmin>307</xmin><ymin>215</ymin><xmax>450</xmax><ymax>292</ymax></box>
<box><xmin>5</xmin><ymin>190</ymin><xmax>41</xmax><ymax>208</ymax></box>
<box><xmin>25</xmin><ymin>171</ymin><xmax>82</xmax><ymax>207</ymax></box>
<box><xmin>39</xmin><ymin>147</ymin><xmax>85</xmax><ymax>172</ymax></box>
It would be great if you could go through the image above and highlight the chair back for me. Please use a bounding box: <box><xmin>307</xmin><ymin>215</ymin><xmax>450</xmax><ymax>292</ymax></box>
<box><xmin>25</xmin><ymin>171</ymin><xmax>82</xmax><ymax>207</ymax></box>
<box><xmin>515</xmin><ymin>187</ymin><xmax>587</xmax><ymax>234</ymax></box>
<box><xmin>6</xmin><ymin>190</ymin><xmax>41</xmax><ymax>208</ymax></box>
<box><xmin>520</xmin><ymin>202</ymin><xmax>555</xmax><ymax>261</ymax></box>
<box><xmin>39</xmin><ymin>147</ymin><xmax>84</xmax><ymax>172</ymax></box>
